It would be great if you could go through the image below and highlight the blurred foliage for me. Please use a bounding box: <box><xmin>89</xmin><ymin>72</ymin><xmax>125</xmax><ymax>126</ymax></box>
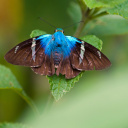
<box><xmin>85</xmin><ymin>15</ymin><xmax>128</xmax><ymax>36</ymax></box>
<box><xmin>0</xmin><ymin>65</ymin><xmax>38</xmax><ymax>115</ymax></box>
<box><xmin>30</xmin><ymin>65</ymin><xmax>128</xmax><ymax>128</ymax></box>
<box><xmin>0</xmin><ymin>0</ymin><xmax>128</xmax><ymax>127</ymax></box>
<box><xmin>0</xmin><ymin>123</ymin><xmax>30</xmax><ymax>128</ymax></box>
<box><xmin>107</xmin><ymin>0</ymin><xmax>128</xmax><ymax>19</ymax></box>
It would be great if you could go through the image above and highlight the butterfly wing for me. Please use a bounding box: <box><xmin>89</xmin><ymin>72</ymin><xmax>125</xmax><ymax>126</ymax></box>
<box><xmin>56</xmin><ymin>36</ymin><xmax>111</xmax><ymax>79</ymax></box>
<box><xmin>31</xmin><ymin>35</ymin><xmax>56</xmax><ymax>76</ymax></box>
<box><xmin>69</xmin><ymin>38</ymin><xmax>111</xmax><ymax>71</ymax></box>
<box><xmin>31</xmin><ymin>55</ymin><xmax>55</xmax><ymax>76</ymax></box>
<box><xmin>56</xmin><ymin>57</ymin><xmax>81</xmax><ymax>79</ymax></box>
<box><xmin>5</xmin><ymin>32</ymin><xmax>111</xmax><ymax>79</ymax></box>
<box><xmin>4</xmin><ymin>35</ymin><xmax>52</xmax><ymax>67</ymax></box>
<box><xmin>49</xmin><ymin>35</ymin><xmax>111</xmax><ymax>79</ymax></box>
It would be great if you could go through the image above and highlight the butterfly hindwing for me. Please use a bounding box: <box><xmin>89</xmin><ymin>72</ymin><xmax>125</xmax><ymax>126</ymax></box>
<box><xmin>70</xmin><ymin>39</ymin><xmax>111</xmax><ymax>71</ymax></box>
<box><xmin>4</xmin><ymin>36</ymin><xmax>45</xmax><ymax>67</ymax></box>
<box><xmin>31</xmin><ymin>54</ymin><xmax>55</xmax><ymax>76</ymax></box>
<box><xmin>56</xmin><ymin>57</ymin><xmax>80</xmax><ymax>79</ymax></box>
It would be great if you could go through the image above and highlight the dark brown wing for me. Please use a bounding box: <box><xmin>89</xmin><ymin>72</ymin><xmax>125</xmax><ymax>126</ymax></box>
<box><xmin>4</xmin><ymin>37</ymin><xmax>44</xmax><ymax>67</ymax></box>
<box><xmin>56</xmin><ymin>57</ymin><xmax>80</xmax><ymax>79</ymax></box>
<box><xmin>31</xmin><ymin>55</ymin><xmax>55</xmax><ymax>76</ymax></box>
<box><xmin>70</xmin><ymin>40</ymin><xmax>111</xmax><ymax>71</ymax></box>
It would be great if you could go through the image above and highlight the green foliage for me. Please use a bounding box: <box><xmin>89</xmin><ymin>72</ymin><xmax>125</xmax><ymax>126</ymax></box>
<box><xmin>31</xmin><ymin>66</ymin><xmax>128</xmax><ymax>128</ymax></box>
<box><xmin>84</xmin><ymin>0</ymin><xmax>109</xmax><ymax>8</ymax></box>
<box><xmin>47</xmin><ymin>73</ymin><xmax>83</xmax><ymax>101</ymax></box>
<box><xmin>83</xmin><ymin>0</ymin><xmax>128</xmax><ymax>19</ymax></box>
<box><xmin>0</xmin><ymin>123</ymin><xmax>30</xmax><ymax>128</ymax></box>
<box><xmin>0</xmin><ymin>65</ymin><xmax>38</xmax><ymax>114</ymax></box>
<box><xmin>84</xmin><ymin>0</ymin><xmax>126</xmax><ymax>8</ymax></box>
<box><xmin>107</xmin><ymin>1</ymin><xmax>128</xmax><ymax>19</ymax></box>
<box><xmin>30</xmin><ymin>29</ymin><xmax>47</xmax><ymax>38</ymax></box>
<box><xmin>85</xmin><ymin>15</ymin><xmax>128</xmax><ymax>36</ymax></box>
<box><xmin>0</xmin><ymin>65</ymin><xmax>21</xmax><ymax>89</ymax></box>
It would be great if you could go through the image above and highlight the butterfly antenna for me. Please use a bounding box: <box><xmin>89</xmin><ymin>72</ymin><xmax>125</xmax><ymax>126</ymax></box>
<box><xmin>62</xmin><ymin>21</ymin><xmax>84</xmax><ymax>29</ymax></box>
<box><xmin>39</xmin><ymin>17</ymin><xmax>57</xmax><ymax>29</ymax></box>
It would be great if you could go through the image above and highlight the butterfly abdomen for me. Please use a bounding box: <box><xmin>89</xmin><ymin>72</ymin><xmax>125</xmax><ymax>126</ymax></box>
<box><xmin>52</xmin><ymin>48</ymin><xmax>62</xmax><ymax>68</ymax></box>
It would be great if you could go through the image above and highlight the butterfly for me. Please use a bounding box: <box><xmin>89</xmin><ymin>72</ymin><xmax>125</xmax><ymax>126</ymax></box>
<box><xmin>5</xmin><ymin>28</ymin><xmax>111</xmax><ymax>79</ymax></box>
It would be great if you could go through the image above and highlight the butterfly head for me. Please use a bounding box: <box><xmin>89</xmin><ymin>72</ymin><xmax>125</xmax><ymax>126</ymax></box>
<box><xmin>55</xmin><ymin>28</ymin><xmax>64</xmax><ymax>33</ymax></box>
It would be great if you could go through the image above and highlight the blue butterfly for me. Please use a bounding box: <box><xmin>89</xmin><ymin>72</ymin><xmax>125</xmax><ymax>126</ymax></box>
<box><xmin>5</xmin><ymin>28</ymin><xmax>111</xmax><ymax>79</ymax></box>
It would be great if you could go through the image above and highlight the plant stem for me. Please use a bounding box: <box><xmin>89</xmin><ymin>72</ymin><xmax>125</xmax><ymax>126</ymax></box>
<box><xmin>74</xmin><ymin>0</ymin><xmax>108</xmax><ymax>38</ymax></box>
<box><xmin>74</xmin><ymin>0</ymin><xmax>92</xmax><ymax>38</ymax></box>
<box><xmin>74</xmin><ymin>16</ymin><xmax>89</xmax><ymax>38</ymax></box>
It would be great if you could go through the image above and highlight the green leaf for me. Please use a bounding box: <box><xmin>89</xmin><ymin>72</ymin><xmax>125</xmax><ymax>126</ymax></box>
<box><xmin>0</xmin><ymin>123</ymin><xmax>30</xmax><ymax>128</ymax></box>
<box><xmin>80</xmin><ymin>35</ymin><xmax>103</xmax><ymax>51</ymax></box>
<box><xmin>107</xmin><ymin>1</ymin><xmax>128</xmax><ymax>19</ymax></box>
<box><xmin>47</xmin><ymin>73</ymin><xmax>83</xmax><ymax>101</ymax></box>
<box><xmin>84</xmin><ymin>0</ymin><xmax>109</xmax><ymax>8</ymax></box>
<box><xmin>85</xmin><ymin>15</ymin><xmax>128</xmax><ymax>36</ymax></box>
<box><xmin>30</xmin><ymin>29</ymin><xmax>47</xmax><ymax>38</ymax></box>
<box><xmin>83</xmin><ymin>0</ymin><xmax>127</xmax><ymax>9</ymax></box>
<box><xmin>0</xmin><ymin>65</ymin><xmax>38</xmax><ymax>114</ymax></box>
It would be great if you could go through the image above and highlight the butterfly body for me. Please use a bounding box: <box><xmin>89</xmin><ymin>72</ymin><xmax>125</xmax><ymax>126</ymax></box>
<box><xmin>37</xmin><ymin>29</ymin><xmax>81</xmax><ymax>58</ymax></box>
<box><xmin>5</xmin><ymin>28</ymin><xmax>111</xmax><ymax>79</ymax></box>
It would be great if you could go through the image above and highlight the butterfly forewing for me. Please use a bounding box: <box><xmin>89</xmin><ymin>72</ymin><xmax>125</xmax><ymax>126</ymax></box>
<box><xmin>4</xmin><ymin>37</ymin><xmax>44</xmax><ymax>67</ymax></box>
<box><xmin>84</xmin><ymin>41</ymin><xmax>111</xmax><ymax>69</ymax></box>
<box><xmin>70</xmin><ymin>39</ymin><xmax>111</xmax><ymax>71</ymax></box>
